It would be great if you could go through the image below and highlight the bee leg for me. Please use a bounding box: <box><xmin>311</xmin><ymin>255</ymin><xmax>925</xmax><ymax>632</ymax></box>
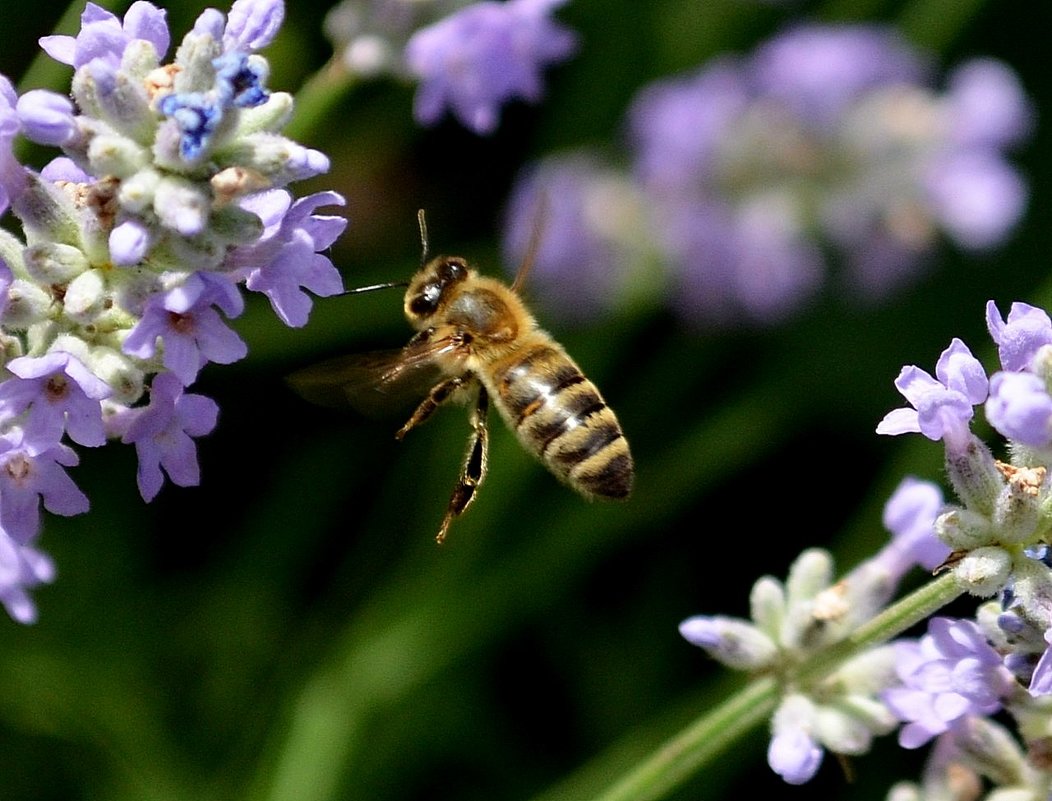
<box><xmin>436</xmin><ymin>387</ymin><xmax>489</xmax><ymax>544</ymax></box>
<box><xmin>395</xmin><ymin>373</ymin><xmax>471</xmax><ymax>441</ymax></box>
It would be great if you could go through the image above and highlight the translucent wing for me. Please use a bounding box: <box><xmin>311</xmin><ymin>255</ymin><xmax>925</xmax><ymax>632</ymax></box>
<box><xmin>286</xmin><ymin>339</ymin><xmax>454</xmax><ymax>418</ymax></box>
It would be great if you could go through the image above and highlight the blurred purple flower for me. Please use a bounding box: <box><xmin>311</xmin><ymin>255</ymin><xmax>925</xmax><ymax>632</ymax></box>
<box><xmin>405</xmin><ymin>0</ymin><xmax>577</xmax><ymax>134</ymax></box>
<box><xmin>883</xmin><ymin>617</ymin><xmax>1015</xmax><ymax>748</ymax></box>
<box><xmin>0</xmin><ymin>529</ymin><xmax>55</xmax><ymax>624</ymax></box>
<box><xmin>223</xmin><ymin>0</ymin><xmax>284</xmax><ymax>52</ymax></box>
<box><xmin>749</xmin><ymin>24</ymin><xmax>928</xmax><ymax>128</ymax></box>
<box><xmin>877</xmin><ymin>476</ymin><xmax>951</xmax><ymax>575</ymax></box>
<box><xmin>623</xmin><ymin>23</ymin><xmax>1032</xmax><ymax>326</ymax></box>
<box><xmin>501</xmin><ymin>152</ymin><xmax>647</xmax><ymax>321</ymax></box>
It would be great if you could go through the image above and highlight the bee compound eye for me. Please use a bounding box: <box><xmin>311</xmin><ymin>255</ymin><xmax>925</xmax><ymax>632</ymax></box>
<box><xmin>439</xmin><ymin>259</ymin><xmax>465</xmax><ymax>283</ymax></box>
<box><xmin>409</xmin><ymin>283</ymin><xmax>440</xmax><ymax>316</ymax></box>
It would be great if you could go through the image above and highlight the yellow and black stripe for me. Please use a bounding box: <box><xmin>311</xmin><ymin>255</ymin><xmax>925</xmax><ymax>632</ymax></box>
<box><xmin>488</xmin><ymin>340</ymin><xmax>633</xmax><ymax>500</ymax></box>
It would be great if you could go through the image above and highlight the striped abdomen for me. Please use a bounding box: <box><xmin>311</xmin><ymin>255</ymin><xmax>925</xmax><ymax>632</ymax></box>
<box><xmin>486</xmin><ymin>339</ymin><xmax>633</xmax><ymax>499</ymax></box>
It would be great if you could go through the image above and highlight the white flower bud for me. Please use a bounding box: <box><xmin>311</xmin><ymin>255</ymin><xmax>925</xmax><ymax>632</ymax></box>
<box><xmin>120</xmin><ymin>39</ymin><xmax>162</xmax><ymax>81</ymax></box>
<box><xmin>63</xmin><ymin>269</ymin><xmax>108</xmax><ymax>323</ymax></box>
<box><xmin>87</xmin><ymin>133</ymin><xmax>151</xmax><ymax>178</ymax></box>
<box><xmin>953</xmin><ymin>545</ymin><xmax>1013</xmax><ymax>596</ymax></box>
<box><xmin>119</xmin><ymin>168</ymin><xmax>161</xmax><ymax>213</ymax></box>
<box><xmin>813</xmin><ymin>703</ymin><xmax>874</xmax><ymax>755</ymax></box>
<box><xmin>953</xmin><ymin>716</ymin><xmax>1028</xmax><ymax>787</ymax></box>
<box><xmin>749</xmin><ymin>576</ymin><xmax>786</xmax><ymax>640</ymax></box>
<box><xmin>4</xmin><ymin>279</ymin><xmax>53</xmax><ymax>328</ymax></box>
<box><xmin>154</xmin><ymin>177</ymin><xmax>210</xmax><ymax>237</ymax></box>
<box><xmin>233</xmin><ymin>91</ymin><xmax>293</xmax><ymax>135</ymax></box>
<box><xmin>85</xmin><ymin>346</ymin><xmax>144</xmax><ymax>405</ymax></box>
<box><xmin>23</xmin><ymin>243</ymin><xmax>89</xmax><ymax>284</ymax></box>
<box><xmin>935</xmin><ymin>507</ymin><xmax>993</xmax><ymax>550</ymax></box>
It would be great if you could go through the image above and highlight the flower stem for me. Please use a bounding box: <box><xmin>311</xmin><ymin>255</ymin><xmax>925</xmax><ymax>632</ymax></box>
<box><xmin>585</xmin><ymin>572</ymin><xmax>964</xmax><ymax>801</ymax></box>
<box><xmin>590</xmin><ymin>676</ymin><xmax>779</xmax><ymax>801</ymax></box>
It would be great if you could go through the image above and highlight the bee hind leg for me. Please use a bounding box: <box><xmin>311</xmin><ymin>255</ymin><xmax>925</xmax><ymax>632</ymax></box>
<box><xmin>395</xmin><ymin>373</ymin><xmax>471</xmax><ymax>441</ymax></box>
<box><xmin>436</xmin><ymin>387</ymin><xmax>489</xmax><ymax>544</ymax></box>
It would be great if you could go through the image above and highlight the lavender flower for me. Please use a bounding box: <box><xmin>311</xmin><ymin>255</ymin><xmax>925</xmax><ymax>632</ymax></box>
<box><xmin>876</xmin><ymin>338</ymin><xmax>988</xmax><ymax>454</ymax></box>
<box><xmin>883</xmin><ymin>617</ymin><xmax>1016</xmax><ymax>748</ymax></box>
<box><xmin>986</xmin><ymin>300</ymin><xmax>1052</xmax><ymax>373</ymax></box>
<box><xmin>876</xmin><ymin>477</ymin><xmax>951</xmax><ymax>576</ymax></box>
<box><xmin>680</xmin><ymin>548</ymin><xmax>904</xmax><ymax>783</ymax></box>
<box><xmin>121</xmin><ymin>372</ymin><xmax>218</xmax><ymax>502</ymax></box>
<box><xmin>39</xmin><ymin>1</ymin><xmax>171</xmax><ymax>69</ymax></box>
<box><xmin>404</xmin><ymin>0</ymin><xmax>577</xmax><ymax>134</ymax></box>
<box><xmin>0</xmin><ymin>0</ymin><xmax>347</xmax><ymax>622</ymax></box>
<box><xmin>621</xmin><ymin>23</ymin><xmax>1031</xmax><ymax>325</ymax></box>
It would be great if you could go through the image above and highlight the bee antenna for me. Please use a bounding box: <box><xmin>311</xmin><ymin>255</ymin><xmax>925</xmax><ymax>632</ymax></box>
<box><xmin>338</xmin><ymin>280</ymin><xmax>410</xmax><ymax>296</ymax></box>
<box><xmin>511</xmin><ymin>194</ymin><xmax>548</xmax><ymax>293</ymax></box>
<box><xmin>417</xmin><ymin>208</ymin><xmax>430</xmax><ymax>265</ymax></box>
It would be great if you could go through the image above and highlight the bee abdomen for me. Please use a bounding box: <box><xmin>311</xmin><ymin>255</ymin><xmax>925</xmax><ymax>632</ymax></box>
<box><xmin>493</xmin><ymin>344</ymin><xmax>633</xmax><ymax>500</ymax></box>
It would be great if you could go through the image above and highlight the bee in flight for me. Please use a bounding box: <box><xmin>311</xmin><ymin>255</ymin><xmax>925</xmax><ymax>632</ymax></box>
<box><xmin>288</xmin><ymin>211</ymin><xmax>633</xmax><ymax>543</ymax></box>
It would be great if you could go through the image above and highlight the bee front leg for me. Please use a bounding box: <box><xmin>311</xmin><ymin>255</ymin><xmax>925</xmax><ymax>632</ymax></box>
<box><xmin>395</xmin><ymin>373</ymin><xmax>471</xmax><ymax>441</ymax></box>
<box><xmin>436</xmin><ymin>387</ymin><xmax>489</xmax><ymax>544</ymax></box>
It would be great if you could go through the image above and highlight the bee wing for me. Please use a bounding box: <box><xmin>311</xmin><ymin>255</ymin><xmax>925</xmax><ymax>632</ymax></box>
<box><xmin>286</xmin><ymin>340</ymin><xmax>454</xmax><ymax>418</ymax></box>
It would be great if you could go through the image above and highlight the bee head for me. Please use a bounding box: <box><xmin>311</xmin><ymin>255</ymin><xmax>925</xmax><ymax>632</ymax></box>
<box><xmin>404</xmin><ymin>256</ymin><xmax>469</xmax><ymax>324</ymax></box>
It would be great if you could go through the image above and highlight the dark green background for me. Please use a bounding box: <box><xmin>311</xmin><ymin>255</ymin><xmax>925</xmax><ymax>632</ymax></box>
<box><xmin>0</xmin><ymin>0</ymin><xmax>1046</xmax><ymax>799</ymax></box>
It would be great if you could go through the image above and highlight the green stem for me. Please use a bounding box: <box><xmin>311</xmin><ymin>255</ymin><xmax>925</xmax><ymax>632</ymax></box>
<box><xmin>585</xmin><ymin>572</ymin><xmax>965</xmax><ymax>801</ymax></box>
<box><xmin>591</xmin><ymin>676</ymin><xmax>779</xmax><ymax>801</ymax></box>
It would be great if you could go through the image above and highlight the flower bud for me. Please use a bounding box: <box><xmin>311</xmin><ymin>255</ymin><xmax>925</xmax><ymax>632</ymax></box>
<box><xmin>678</xmin><ymin>615</ymin><xmax>778</xmax><ymax>670</ymax></box>
<box><xmin>153</xmin><ymin>177</ymin><xmax>210</xmax><ymax>236</ymax></box>
<box><xmin>994</xmin><ymin>464</ymin><xmax>1046</xmax><ymax>544</ymax></box>
<box><xmin>118</xmin><ymin>168</ymin><xmax>161</xmax><ymax>213</ymax></box>
<box><xmin>749</xmin><ymin>575</ymin><xmax>786</xmax><ymax>640</ymax></box>
<box><xmin>935</xmin><ymin>507</ymin><xmax>994</xmax><ymax>550</ymax></box>
<box><xmin>87</xmin><ymin>133</ymin><xmax>151</xmax><ymax>179</ymax></box>
<box><xmin>85</xmin><ymin>346</ymin><xmax>145</xmax><ymax>405</ymax></box>
<box><xmin>3</xmin><ymin>279</ymin><xmax>52</xmax><ymax>328</ymax></box>
<box><xmin>233</xmin><ymin>90</ymin><xmax>292</xmax><ymax>135</ymax></box>
<box><xmin>16</xmin><ymin>89</ymin><xmax>77</xmax><ymax>146</ymax></box>
<box><xmin>63</xmin><ymin>269</ymin><xmax>108</xmax><ymax>323</ymax></box>
<box><xmin>22</xmin><ymin>243</ymin><xmax>89</xmax><ymax>284</ymax></box>
<box><xmin>952</xmin><ymin>716</ymin><xmax>1028</xmax><ymax>787</ymax></box>
<box><xmin>954</xmin><ymin>545</ymin><xmax>1013</xmax><ymax>596</ymax></box>
<box><xmin>945</xmin><ymin>433</ymin><xmax>1004</xmax><ymax>516</ymax></box>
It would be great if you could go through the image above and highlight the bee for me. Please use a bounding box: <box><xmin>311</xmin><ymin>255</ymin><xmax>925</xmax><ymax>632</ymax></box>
<box><xmin>288</xmin><ymin>211</ymin><xmax>633</xmax><ymax>543</ymax></box>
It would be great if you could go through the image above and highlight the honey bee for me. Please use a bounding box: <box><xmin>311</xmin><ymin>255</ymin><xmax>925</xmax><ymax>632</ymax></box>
<box><xmin>288</xmin><ymin>211</ymin><xmax>633</xmax><ymax>543</ymax></box>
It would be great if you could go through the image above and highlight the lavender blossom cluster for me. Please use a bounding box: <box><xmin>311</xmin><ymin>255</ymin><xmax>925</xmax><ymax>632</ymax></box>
<box><xmin>324</xmin><ymin>0</ymin><xmax>577</xmax><ymax>134</ymax></box>
<box><xmin>503</xmin><ymin>25</ymin><xmax>1033</xmax><ymax>326</ymax></box>
<box><xmin>0</xmin><ymin>0</ymin><xmax>346</xmax><ymax>623</ymax></box>
<box><xmin>682</xmin><ymin>301</ymin><xmax>1052</xmax><ymax>796</ymax></box>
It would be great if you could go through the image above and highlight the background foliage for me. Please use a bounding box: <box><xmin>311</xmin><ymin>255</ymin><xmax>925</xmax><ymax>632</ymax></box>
<box><xmin>0</xmin><ymin>0</ymin><xmax>1049</xmax><ymax>799</ymax></box>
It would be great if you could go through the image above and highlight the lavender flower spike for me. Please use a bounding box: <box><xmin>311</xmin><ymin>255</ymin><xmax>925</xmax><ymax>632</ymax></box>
<box><xmin>876</xmin><ymin>338</ymin><xmax>988</xmax><ymax>453</ymax></box>
<box><xmin>405</xmin><ymin>0</ymin><xmax>577</xmax><ymax>134</ymax></box>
